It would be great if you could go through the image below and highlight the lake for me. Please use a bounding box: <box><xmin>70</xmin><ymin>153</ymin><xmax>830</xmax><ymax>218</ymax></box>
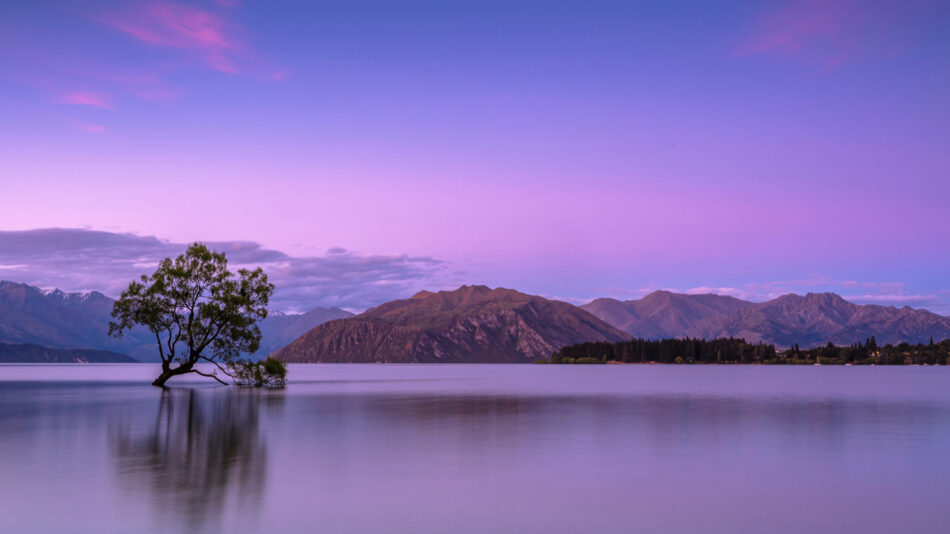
<box><xmin>1</xmin><ymin>364</ymin><xmax>948</xmax><ymax>534</ymax></box>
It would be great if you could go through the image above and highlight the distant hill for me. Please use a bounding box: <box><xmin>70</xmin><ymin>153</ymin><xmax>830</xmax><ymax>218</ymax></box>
<box><xmin>0</xmin><ymin>280</ymin><xmax>350</xmax><ymax>361</ymax></box>
<box><xmin>583</xmin><ymin>289</ymin><xmax>950</xmax><ymax>348</ymax></box>
<box><xmin>684</xmin><ymin>292</ymin><xmax>950</xmax><ymax>347</ymax></box>
<box><xmin>582</xmin><ymin>290</ymin><xmax>753</xmax><ymax>339</ymax></box>
<box><xmin>274</xmin><ymin>285</ymin><xmax>630</xmax><ymax>363</ymax></box>
<box><xmin>0</xmin><ymin>342</ymin><xmax>137</xmax><ymax>363</ymax></box>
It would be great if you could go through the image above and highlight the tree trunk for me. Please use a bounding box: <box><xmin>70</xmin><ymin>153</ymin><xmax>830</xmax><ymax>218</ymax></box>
<box><xmin>151</xmin><ymin>363</ymin><xmax>192</xmax><ymax>387</ymax></box>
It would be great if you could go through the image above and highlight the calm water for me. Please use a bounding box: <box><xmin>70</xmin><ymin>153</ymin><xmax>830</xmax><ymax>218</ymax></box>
<box><xmin>1</xmin><ymin>364</ymin><xmax>949</xmax><ymax>534</ymax></box>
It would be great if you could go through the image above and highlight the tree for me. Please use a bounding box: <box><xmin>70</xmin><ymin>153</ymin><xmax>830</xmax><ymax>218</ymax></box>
<box><xmin>229</xmin><ymin>357</ymin><xmax>288</xmax><ymax>388</ymax></box>
<box><xmin>109</xmin><ymin>243</ymin><xmax>277</xmax><ymax>387</ymax></box>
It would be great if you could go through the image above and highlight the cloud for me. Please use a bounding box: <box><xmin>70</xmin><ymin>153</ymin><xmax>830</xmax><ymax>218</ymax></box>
<box><xmin>96</xmin><ymin>2</ymin><xmax>243</xmax><ymax>73</ymax></box>
<box><xmin>839</xmin><ymin>293</ymin><xmax>939</xmax><ymax>304</ymax></box>
<box><xmin>739</xmin><ymin>0</ymin><xmax>850</xmax><ymax>57</ymax></box>
<box><xmin>585</xmin><ymin>285</ymin><xmax>658</xmax><ymax>300</ymax></box>
<box><xmin>0</xmin><ymin>228</ymin><xmax>454</xmax><ymax>312</ymax></box>
<box><xmin>76</xmin><ymin>122</ymin><xmax>107</xmax><ymax>133</ymax></box>
<box><xmin>59</xmin><ymin>91</ymin><xmax>113</xmax><ymax>108</ymax></box>
<box><xmin>736</xmin><ymin>0</ymin><xmax>915</xmax><ymax>69</ymax></box>
<box><xmin>685</xmin><ymin>286</ymin><xmax>745</xmax><ymax>297</ymax></box>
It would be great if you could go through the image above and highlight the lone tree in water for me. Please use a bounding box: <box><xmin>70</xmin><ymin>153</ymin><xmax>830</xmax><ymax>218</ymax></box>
<box><xmin>109</xmin><ymin>243</ymin><xmax>280</xmax><ymax>387</ymax></box>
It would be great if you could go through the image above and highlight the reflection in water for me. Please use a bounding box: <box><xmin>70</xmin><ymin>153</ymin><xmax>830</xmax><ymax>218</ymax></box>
<box><xmin>110</xmin><ymin>389</ymin><xmax>281</xmax><ymax>533</ymax></box>
<box><xmin>3</xmin><ymin>366</ymin><xmax>950</xmax><ymax>534</ymax></box>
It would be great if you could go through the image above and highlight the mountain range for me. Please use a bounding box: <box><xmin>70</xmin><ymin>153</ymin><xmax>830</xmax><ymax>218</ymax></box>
<box><xmin>274</xmin><ymin>285</ymin><xmax>629</xmax><ymax>363</ymax></box>
<box><xmin>582</xmin><ymin>290</ymin><xmax>950</xmax><ymax>347</ymax></box>
<box><xmin>0</xmin><ymin>280</ymin><xmax>155</xmax><ymax>359</ymax></box>
<box><xmin>2</xmin><ymin>279</ymin><xmax>949</xmax><ymax>363</ymax></box>
<box><xmin>0</xmin><ymin>281</ymin><xmax>351</xmax><ymax>362</ymax></box>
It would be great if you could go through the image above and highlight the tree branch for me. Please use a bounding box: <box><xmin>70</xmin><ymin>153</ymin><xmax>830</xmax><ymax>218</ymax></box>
<box><xmin>198</xmin><ymin>355</ymin><xmax>236</xmax><ymax>379</ymax></box>
<box><xmin>152</xmin><ymin>330</ymin><xmax>168</xmax><ymax>364</ymax></box>
<box><xmin>164</xmin><ymin>320</ymin><xmax>178</xmax><ymax>362</ymax></box>
<box><xmin>192</xmin><ymin>368</ymin><xmax>228</xmax><ymax>385</ymax></box>
<box><xmin>196</xmin><ymin>314</ymin><xmax>230</xmax><ymax>356</ymax></box>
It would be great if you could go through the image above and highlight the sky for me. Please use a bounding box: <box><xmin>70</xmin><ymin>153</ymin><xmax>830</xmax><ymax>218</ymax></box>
<box><xmin>1</xmin><ymin>0</ymin><xmax>949</xmax><ymax>313</ymax></box>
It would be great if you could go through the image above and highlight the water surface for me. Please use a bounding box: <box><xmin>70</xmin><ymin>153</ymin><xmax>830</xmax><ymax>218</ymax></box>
<box><xmin>1</xmin><ymin>364</ymin><xmax>948</xmax><ymax>534</ymax></box>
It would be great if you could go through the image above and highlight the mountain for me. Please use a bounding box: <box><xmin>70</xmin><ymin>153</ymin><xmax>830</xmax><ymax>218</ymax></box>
<box><xmin>684</xmin><ymin>292</ymin><xmax>950</xmax><ymax>348</ymax></box>
<box><xmin>0</xmin><ymin>280</ymin><xmax>350</xmax><ymax>361</ymax></box>
<box><xmin>0</xmin><ymin>280</ymin><xmax>156</xmax><ymax>359</ymax></box>
<box><xmin>582</xmin><ymin>290</ymin><xmax>753</xmax><ymax>339</ymax></box>
<box><xmin>0</xmin><ymin>342</ymin><xmax>137</xmax><ymax>363</ymax></box>
<box><xmin>258</xmin><ymin>307</ymin><xmax>353</xmax><ymax>357</ymax></box>
<box><xmin>274</xmin><ymin>285</ymin><xmax>630</xmax><ymax>363</ymax></box>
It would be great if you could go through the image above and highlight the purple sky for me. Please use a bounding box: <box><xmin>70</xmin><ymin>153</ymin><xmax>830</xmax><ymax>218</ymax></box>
<box><xmin>1</xmin><ymin>1</ymin><xmax>949</xmax><ymax>313</ymax></box>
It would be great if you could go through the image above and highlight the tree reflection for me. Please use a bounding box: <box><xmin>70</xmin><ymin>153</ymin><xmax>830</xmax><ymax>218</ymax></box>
<box><xmin>111</xmin><ymin>389</ymin><xmax>280</xmax><ymax>533</ymax></box>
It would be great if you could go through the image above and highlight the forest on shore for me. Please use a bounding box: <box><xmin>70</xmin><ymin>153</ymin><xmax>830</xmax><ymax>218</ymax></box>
<box><xmin>550</xmin><ymin>337</ymin><xmax>950</xmax><ymax>365</ymax></box>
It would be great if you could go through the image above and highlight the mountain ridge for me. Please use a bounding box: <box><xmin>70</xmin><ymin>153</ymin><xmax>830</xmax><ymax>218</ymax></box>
<box><xmin>274</xmin><ymin>285</ymin><xmax>630</xmax><ymax>363</ymax></box>
<box><xmin>684</xmin><ymin>291</ymin><xmax>950</xmax><ymax>347</ymax></box>
<box><xmin>582</xmin><ymin>290</ymin><xmax>754</xmax><ymax>339</ymax></box>
<box><xmin>0</xmin><ymin>280</ymin><xmax>156</xmax><ymax>358</ymax></box>
<box><xmin>5</xmin><ymin>278</ymin><xmax>949</xmax><ymax>360</ymax></box>
<box><xmin>582</xmin><ymin>290</ymin><xmax>950</xmax><ymax>347</ymax></box>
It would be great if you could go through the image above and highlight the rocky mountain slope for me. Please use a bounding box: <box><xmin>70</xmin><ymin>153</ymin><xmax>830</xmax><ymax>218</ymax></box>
<box><xmin>0</xmin><ymin>342</ymin><xmax>138</xmax><ymax>363</ymax></box>
<box><xmin>258</xmin><ymin>307</ymin><xmax>353</xmax><ymax>356</ymax></box>
<box><xmin>274</xmin><ymin>285</ymin><xmax>630</xmax><ymax>363</ymax></box>
<box><xmin>582</xmin><ymin>290</ymin><xmax>753</xmax><ymax>339</ymax></box>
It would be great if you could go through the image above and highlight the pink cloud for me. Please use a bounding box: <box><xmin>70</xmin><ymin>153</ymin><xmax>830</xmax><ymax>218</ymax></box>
<box><xmin>206</xmin><ymin>53</ymin><xmax>237</xmax><ymax>74</ymax></box>
<box><xmin>59</xmin><ymin>91</ymin><xmax>113</xmax><ymax>109</ymax></box>
<box><xmin>97</xmin><ymin>2</ymin><xmax>242</xmax><ymax>73</ymax></box>
<box><xmin>76</xmin><ymin>123</ymin><xmax>107</xmax><ymax>133</ymax></box>
<box><xmin>739</xmin><ymin>0</ymin><xmax>851</xmax><ymax>57</ymax></box>
<box><xmin>736</xmin><ymin>0</ymin><xmax>907</xmax><ymax>69</ymax></box>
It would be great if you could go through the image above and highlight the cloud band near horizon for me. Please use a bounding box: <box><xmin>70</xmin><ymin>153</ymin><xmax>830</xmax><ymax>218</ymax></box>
<box><xmin>0</xmin><ymin>228</ymin><xmax>946</xmax><ymax>316</ymax></box>
<box><xmin>0</xmin><ymin>228</ymin><xmax>453</xmax><ymax>312</ymax></box>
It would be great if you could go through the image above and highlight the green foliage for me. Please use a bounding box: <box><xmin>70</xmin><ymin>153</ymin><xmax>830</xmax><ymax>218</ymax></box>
<box><xmin>573</xmin><ymin>357</ymin><xmax>603</xmax><ymax>365</ymax></box>
<box><xmin>228</xmin><ymin>357</ymin><xmax>287</xmax><ymax>388</ymax></box>
<box><xmin>109</xmin><ymin>243</ymin><xmax>276</xmax><ymax>386</ymax></box>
